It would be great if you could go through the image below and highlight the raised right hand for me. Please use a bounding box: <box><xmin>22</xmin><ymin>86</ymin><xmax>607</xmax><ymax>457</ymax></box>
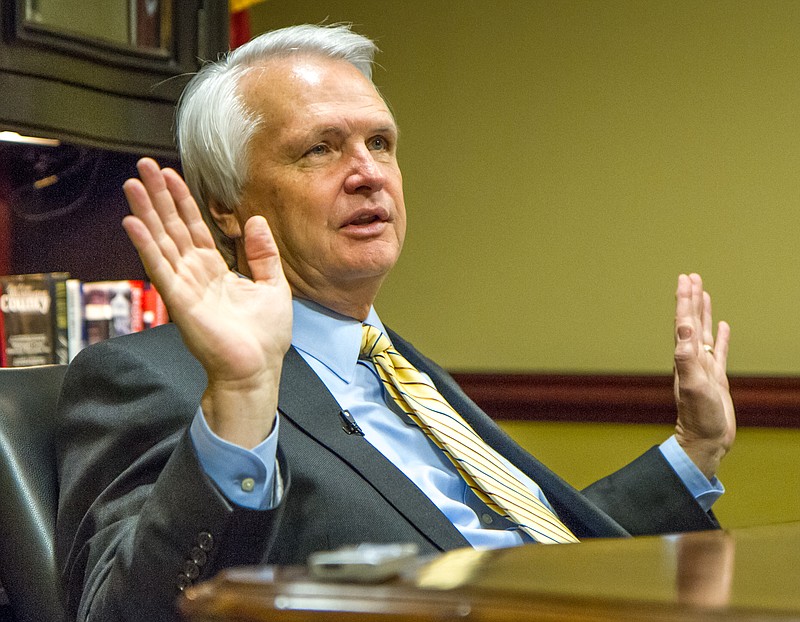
<box><xmin>122</xmin><ymin>158</ymin><xmax>292</xmax><ymax>448</ymax></box>
<box><xmin>672</xmin><ymin>273</ymin><xmax>734</xmax><ymax>480</ymax></box>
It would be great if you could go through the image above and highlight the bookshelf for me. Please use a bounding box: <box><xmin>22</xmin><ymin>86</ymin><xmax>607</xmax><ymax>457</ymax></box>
<box><xmin>0</xmin><ymin>273</ymin><xmax>168</xmax><ymax>367</ymax></box>
<box><xmin>0</xmin><ymin>144</ymin><xmax>177</xmax><ymax>366</ymax></box>
<box><xmin>0</xmin><ymin>0</ymin><xmax>225</xmax><ymax>366</ymax></box>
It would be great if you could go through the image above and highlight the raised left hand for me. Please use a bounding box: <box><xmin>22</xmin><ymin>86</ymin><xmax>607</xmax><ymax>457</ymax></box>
<box><xmin>672</xmin><ymin>273</ymin><xmax>735</xmax><ymax>480</ymax></box>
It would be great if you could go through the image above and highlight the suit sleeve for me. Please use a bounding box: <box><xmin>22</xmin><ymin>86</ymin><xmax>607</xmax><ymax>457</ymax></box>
<box><xmin>580</xmin><ymin>446</ymin><xmax>718</xmax><ymax>536</ymax></box>
<box><xmin>55</xmin><ymin>326</ymin><xmax>287</xmax><ymax>622</ymax></box>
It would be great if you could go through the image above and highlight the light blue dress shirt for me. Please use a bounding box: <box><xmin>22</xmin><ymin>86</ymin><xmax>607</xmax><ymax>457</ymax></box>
<box><xmin>191</xmin><ymin>298</ymin><xmax>723</xmax><ymax>546</ymax></box>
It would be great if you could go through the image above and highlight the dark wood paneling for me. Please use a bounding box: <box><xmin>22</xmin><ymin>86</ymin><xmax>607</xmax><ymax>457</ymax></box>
<box><xmin>0</xmin><ymin>0</ymin><xmax>228</xmax><ymax>154</ymax></box>
<box><xmin>450</xmin><ymin>373</ymin><xmax>800</xmax><ymax>427</ymax></box>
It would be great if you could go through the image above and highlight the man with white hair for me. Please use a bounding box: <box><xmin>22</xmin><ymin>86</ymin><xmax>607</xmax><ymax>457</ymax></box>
<box><xmin>55</xmin><ymin>24</ymin><xmax>734</xmax><ymax>622</ymax></box>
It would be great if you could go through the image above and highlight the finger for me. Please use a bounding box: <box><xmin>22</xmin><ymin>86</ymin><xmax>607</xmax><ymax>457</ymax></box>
<box><xmin>163</xmin><ymin>168</ymin><xmax>217</xmax><ymax>251</ymax></box>
<box><xmin>713</xmin><ymin>320</ymin><xmax>731</xmax><ymax>371</ymax></box>
<box><xmin>136</xmin><ymin>158</ymin><xmax>196</xmax><ymax>261</ymax></box>
<box><xmin>702</xmin><ymin>291</ymin><xmax>714</xmax><ymax>347</ymax></box>
<box><xmin>122</xmin><ymin>176</ymin><xmax>176</xmax><ymax>260</ymax></box>
<box><xmin>674</xmin><ymin>274</ymin><xmax>696</xmax><ymax>348</ymax></box>
<box><xmin>124</xmin><ymin>160</ymin><xmax>183</xmax><ymax>268</ymax></box>
<box><xmin>121</xmin><ymin>213</ymin><xmax>153</xmax><ymax>257</ymax></box>
<box><xmin>121</xmin><ymin>214</ymin><xmax>176</xmax><ymax>293</ymax></box>
<box><xmin>244</xmin><ymin>216</ymin><xmax>286</xmax><ymax>286</ymax></box>
<box><xmin>689</xmin><ymin>273</ymin><xmax>704</xmax><ymax>338</ymax></box>
<box><xmin>122</xmin><ymin>174</ymin><xmax>154</xmax><ymax>221</ymax></box>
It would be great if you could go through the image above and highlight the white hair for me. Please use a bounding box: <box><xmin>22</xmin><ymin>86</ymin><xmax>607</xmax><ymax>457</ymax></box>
<box><xmin>176</xmin><ymin>24</ymin><xmax>378</xmax><ymax>265</ymax></box>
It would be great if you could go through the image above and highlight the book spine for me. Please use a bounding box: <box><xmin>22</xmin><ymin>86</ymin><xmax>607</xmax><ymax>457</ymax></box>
<box><xmin>143</xmin><ymin>283</ymin><xmax>169</xmax><ymax>328</ymax></box>
<box><xmin>82</xmin><ymin>282</ymin><xmax>113</xmax><ymax>346</ymax></box>
<box><xmin>129</xmin><ymin>280</ymin><xmax>145</xmax><ymax>333</ymax></box>
<box><xmin>52</xmin><ymin>274</ymin><xmax>69</xmax><ymax>365</ymax></box>
<box><xmin>66</xmin><ymin>278</ymin><xmax>84</xmax><ymax>362</ymax></box>
<box><xmin>108</xmin><ymin>281</ymin><xmax>132</xmax><ymax>338</ymax></box>
<box><xmin>0</xmin><ymin>282</ymin><xmax>6</xmax><ymax>367</ymax></box>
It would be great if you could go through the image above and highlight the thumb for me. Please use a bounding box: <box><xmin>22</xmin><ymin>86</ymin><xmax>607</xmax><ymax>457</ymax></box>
<box><xmin>243</xmin><ymin>216</ymin><xmax>284</xmax><ymax>285</ymax></box>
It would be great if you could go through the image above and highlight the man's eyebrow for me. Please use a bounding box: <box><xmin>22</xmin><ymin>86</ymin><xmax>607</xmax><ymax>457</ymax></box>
<box><xmin>322</xmin><ymin>123</ymin><xmax>398</xmax><ymax>133</ymax></box>
<box><xmin>300</xmin><ymin>123</ymin><xmax>399</xmax><ymax>140</ymax></box>
<box><xmin>291</xmin><ymin>126</ymin><xmax>344</xmax><ymax>143</ymax></box>
<box><xmin>373</xmin><ymin>124</ymin><xmax>399</xmax><ymax>136</ymax></box>
<box><xmin>315</xmin><ymin>126</ymin><xmax>346</xmax><ymax>138</ymax></box>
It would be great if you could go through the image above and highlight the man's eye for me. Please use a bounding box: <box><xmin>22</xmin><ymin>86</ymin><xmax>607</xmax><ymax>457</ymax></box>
<box><xmin>306</xmin><ymin>144</ymin><xmax>328</xmax><ymax>156</ymax></box>
<box><xmin>368</xmin><ymin>136</ymin><xmax>388</xmax><ymax>151</ymax></box>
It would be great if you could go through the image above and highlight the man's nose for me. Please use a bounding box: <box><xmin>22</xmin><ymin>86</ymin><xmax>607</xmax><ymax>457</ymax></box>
<box><xmin>343</xmin><ymin>146</ymin><xmax>386</xmax><ymax>194</ymax></box>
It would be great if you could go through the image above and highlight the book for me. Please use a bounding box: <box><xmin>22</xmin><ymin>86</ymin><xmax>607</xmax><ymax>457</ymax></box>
<box><xmin>0</xmin><ymin>272</ymin><xmax>69</xmax><ymax>367</ymax></box>
<box><xmin>81</xmin><ymin>280</ymin><xmax>146</xmax><ymax>347</ymax></box>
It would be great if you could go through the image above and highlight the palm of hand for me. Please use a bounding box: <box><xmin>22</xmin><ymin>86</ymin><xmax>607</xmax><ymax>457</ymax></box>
<box><xmin>165</xmin><ymin>248</ymin><xmax>293</xmax><ymax>385</ymax></box>
<box><xmin>674</xmin><ymin>350</ymin><xmax>736</xmax><ymax>457</ymax></box>
<box><xmin>122</xmin><ymin>159</ymin><xmax>293</xmax><ymax>392</ymax></box>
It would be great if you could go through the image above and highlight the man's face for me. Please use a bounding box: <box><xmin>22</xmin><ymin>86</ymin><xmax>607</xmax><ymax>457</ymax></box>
<box><xmin>231</xmin><ymin>55</ymin><xmax>406</xmax><ymax>311</ymax></box>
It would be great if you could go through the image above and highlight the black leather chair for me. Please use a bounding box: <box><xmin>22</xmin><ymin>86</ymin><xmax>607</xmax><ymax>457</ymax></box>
<box><xmin>0</xmin><ymin>364</ymin><xmax>68</xmax><ymax>622</ymax></box>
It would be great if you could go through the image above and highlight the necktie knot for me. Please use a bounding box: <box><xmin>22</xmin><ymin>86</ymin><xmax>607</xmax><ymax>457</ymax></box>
<box><xmin>360</xmin><ymin>324</ymin><xmax>392</xmax><ymax>359</ymax></box>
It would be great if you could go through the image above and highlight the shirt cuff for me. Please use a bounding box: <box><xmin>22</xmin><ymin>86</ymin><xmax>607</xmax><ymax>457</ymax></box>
<box><xmin>659</xmin><ymin>435</ymin><xmax>724</xmax><ymax>512</ymax></box>
<box><xmin>190</xmin><ymin>407</ymin><xmax>284</xmax><ymax>510</ymax></box>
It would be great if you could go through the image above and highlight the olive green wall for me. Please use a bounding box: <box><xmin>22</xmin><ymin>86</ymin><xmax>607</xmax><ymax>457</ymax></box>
<box><xmin>249</xmin><ymin>1</ymin><xmax>800</xmax><ymax>529</ymax></box>
<box><xmin>251</xmin><ymin>0</ymin><xmax>800</xmax><ymax>375</ymax></box>
<box><xmin>500</xmin><ymin>422</ymin><xmax>800</xmax><ymax>529</ymax></box>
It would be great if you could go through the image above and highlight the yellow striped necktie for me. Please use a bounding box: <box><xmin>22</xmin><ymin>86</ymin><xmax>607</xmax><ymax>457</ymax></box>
<box><xmin>360</xmin><ymin>324</ymin><xmax>579</xmax><ymax>544</ymax></box>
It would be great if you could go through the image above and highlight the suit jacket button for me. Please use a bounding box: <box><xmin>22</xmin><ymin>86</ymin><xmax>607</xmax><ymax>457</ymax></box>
<box><xmin>197</xmin><ymin>532</ymin><xmax>214</xmax><ymax>551</ymax></box>
<box><xmin>183</xmin><ymin>561</ymin><xmax>200</xmax><ymax>580</ymax></box>
<box><xmin>190</xmin><ymin>546</ymin><xmax>207</xmax><ymax>566</ymax></box>
<box><xmin>176</xmin><ymin>573</ymin><xmax>192</xmax><ymax>592</ymax></box>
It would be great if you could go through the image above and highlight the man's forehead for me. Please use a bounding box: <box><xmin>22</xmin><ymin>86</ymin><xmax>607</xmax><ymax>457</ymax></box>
<box><xmin>241</xmin><ymin>56</ymin><xmax>394</xmax><ymax>129</ymax></box>
<box><xmin>240</xmin><ymin>55</ymin><xmax>372</xmax><ymax>100</ymax></box>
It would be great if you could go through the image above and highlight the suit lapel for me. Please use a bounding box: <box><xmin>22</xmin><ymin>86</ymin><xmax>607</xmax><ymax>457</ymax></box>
<box><xmin>277</xmin><ymin>347</ymin><xmax>469</xmax><ymax>551</ymax></box>
<box><xmin>388</xmin><ymin>329</ymin><xmax>629</xmax><ymax>539</ymax></box>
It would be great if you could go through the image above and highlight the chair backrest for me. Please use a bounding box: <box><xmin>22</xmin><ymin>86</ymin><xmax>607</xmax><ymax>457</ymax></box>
<box><xmin>0</xmin><ymin>364</ymin><xmax>68</xmax><ymax>622</ymax></box>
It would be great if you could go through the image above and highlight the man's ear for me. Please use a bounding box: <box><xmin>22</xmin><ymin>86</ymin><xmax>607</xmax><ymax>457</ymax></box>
<box><xmin>208</xmin><ymin>199</ymin><xmax>242</xmax><ymax>238</ymax></box>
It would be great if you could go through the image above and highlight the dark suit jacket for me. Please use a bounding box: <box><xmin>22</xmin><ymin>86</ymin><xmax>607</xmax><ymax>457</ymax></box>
<box><xmin>55</xmin><ymin>323</ymin><xmax>717</xmax><ymax>622</ymax></box>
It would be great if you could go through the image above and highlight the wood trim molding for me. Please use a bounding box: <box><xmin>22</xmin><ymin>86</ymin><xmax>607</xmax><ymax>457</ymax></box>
<box><xmin>450</xmin><ymin>373</ymin><xmax>800</xmax><ymax>428</ymax></box>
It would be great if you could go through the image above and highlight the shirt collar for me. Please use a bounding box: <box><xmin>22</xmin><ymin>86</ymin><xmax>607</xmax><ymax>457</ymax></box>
<box><xmin>291</xmin><ymin>298</ymin><xmax>385</xmax><ymax>384</ymax></box>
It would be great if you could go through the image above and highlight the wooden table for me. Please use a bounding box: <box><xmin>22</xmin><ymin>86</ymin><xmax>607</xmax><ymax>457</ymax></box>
<box><xmin>179</xmin><ymin>522</ymin><xmax>800</xmax><ymax>621</ymax></box>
